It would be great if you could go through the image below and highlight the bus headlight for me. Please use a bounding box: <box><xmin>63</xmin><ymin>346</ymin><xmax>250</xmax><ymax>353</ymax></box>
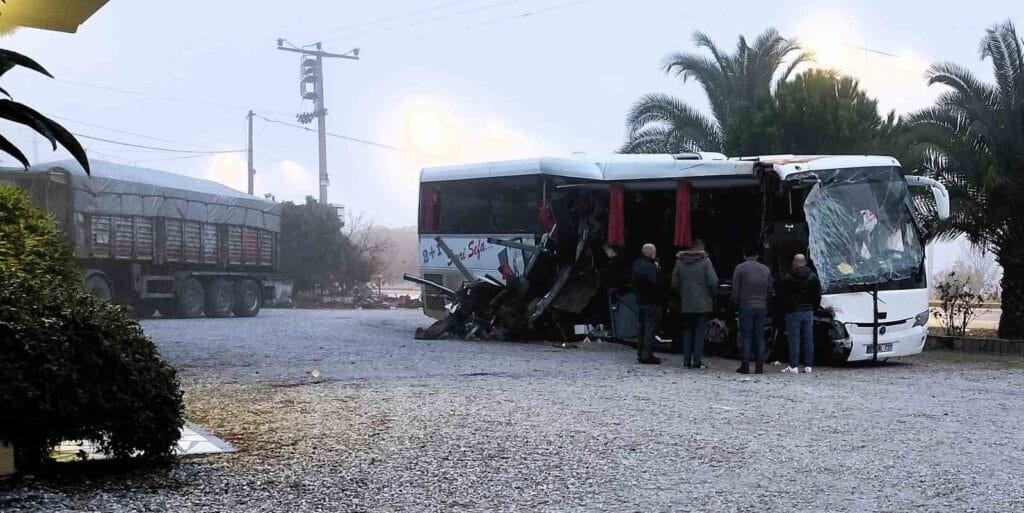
<box><xmin>912</xmin><ymin>310</ymin><xmax>930</xmax><ymax>328</ymax></box>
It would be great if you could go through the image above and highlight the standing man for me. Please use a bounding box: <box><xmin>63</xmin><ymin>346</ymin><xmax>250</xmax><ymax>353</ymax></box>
<box><xmin>631</xmin><ymin>243</ymin><xmax>663</xmax><ymax>365</ymax></box>
<box><xmin>778</xmin><ymin>254</ymin><xmax>821</xmax><ymax>374</ymax></box>
<box><xmin>672</xmin><ymin>238</ymin><xmax>719</xmax><ymax>369</ymax></box>
<box><xmin>732</xmin><ymin>245</ymin><xmax>772</xmax><ymax>374</ymax></box>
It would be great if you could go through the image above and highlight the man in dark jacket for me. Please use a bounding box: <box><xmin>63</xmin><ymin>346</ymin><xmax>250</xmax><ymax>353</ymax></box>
<box><xmin>778</xmin><ymin>254</ymin><xmax>821</xmax><ymax>374</ymax></box>
<box><xmin>732</xmin><ymin>245</ymin><xmax>772</xmax><ymax>374</ymax></box>
<box><xmin>671</xmin><ymin>238</ymin><xmax>718</xmax><ymax>369</ymax></box>
<box><xmin>631</xmin><ymin>243</ymin><xmax>662</xmax><ymax>365</ymax></box>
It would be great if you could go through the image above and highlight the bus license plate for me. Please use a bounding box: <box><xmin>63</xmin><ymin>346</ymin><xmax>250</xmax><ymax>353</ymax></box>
<box><xmin>865</xmin><ymin>343</ymin><xmax>893</xmax><ymax>354</ymax></box>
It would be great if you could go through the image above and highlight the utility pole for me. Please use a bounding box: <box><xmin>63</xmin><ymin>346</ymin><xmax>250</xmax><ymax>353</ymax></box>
<box><xmin>247</xmin><ymin>110</ymin><xmax>255</xmax><ymax>195</ymax></box>
<box><xmin>276</xmin><ymin>40</ymin><xmax>359</xmax><ymax>205</ymax></box>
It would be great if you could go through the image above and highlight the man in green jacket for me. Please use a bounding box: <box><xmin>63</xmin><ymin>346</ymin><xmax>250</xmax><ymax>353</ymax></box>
<box><xmin>671</xmin><ymin>238</ymin><xmax>719</xmax><ymax>369</ymax></box>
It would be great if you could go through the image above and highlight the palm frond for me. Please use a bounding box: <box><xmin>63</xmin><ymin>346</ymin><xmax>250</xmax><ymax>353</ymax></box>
<box><xmin>624</xmin><ymin>93</ymin><xmax>723</xmax><ymax>152</ymax></box>
<box><xmin>978</xmin><ymin>20</ymin><xmax>1023</xmax><ymax>99</ymax></box>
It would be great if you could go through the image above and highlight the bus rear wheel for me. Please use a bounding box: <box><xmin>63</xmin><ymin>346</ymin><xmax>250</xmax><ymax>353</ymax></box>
<box><xmin>232</xmin><ymin>279</ymin><xmax>262</xmax><ymax>317</ymax></box>
<box><xmin>204</xmin><ymin>279</ymin><xmax>234</xmax><ymax>318</ymax></box>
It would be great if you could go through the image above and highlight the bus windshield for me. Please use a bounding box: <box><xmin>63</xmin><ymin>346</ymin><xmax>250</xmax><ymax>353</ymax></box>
<box><xmin>804</xmin><ymin>167</ymin><xmax>925</xmax><ymax>294</ymax></box>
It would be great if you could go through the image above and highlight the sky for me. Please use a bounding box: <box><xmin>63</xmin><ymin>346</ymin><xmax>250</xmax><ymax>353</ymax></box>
<box><xmin>0</xmin><ymin>0</ymin><xmax>1016</xmax><ymax>252</ymax></box>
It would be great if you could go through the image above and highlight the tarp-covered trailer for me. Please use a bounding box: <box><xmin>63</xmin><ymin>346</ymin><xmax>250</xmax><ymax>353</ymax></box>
<box><xmin>0</xmin><ymin>160</ymin><xmax>290</xmax><ymax>318</ymax></box>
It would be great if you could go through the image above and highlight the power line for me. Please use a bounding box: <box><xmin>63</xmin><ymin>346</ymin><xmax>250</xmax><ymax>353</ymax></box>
<box><xmin>251</xmin><ymin>113</ymin><xmax>428</xmax><ymax>156</ymax></box>
<box><xmin>476</xmin><ymin>0</ymin><xmax>591</xmax><ymax>27</ymax></box>
<box><xmin>73</xmin><ymin>133</ymin><xmax>244</xmax><ymax>155</ymax></box>
<box><xmin>323</xmin><ymin>0</ymin><xmax>521</xmax><ymax>45</ymax></box>
<box><xmin>49</xmin><ymin>114</ymin><xmax>219</xmax><ymax>150</ymax></box>
<box><xmin>408</xmin><ymin>0</ymin><xmax>520</xmax><ymax>27</ymax></box>
<box><xmin>320</xmin><ymin>0</ymin><xmax>475</xmax><ymax>39</ymax></box>
<box><xmin>324</xmin><ymin>0</ymin><xmax>597</xmax><ymax>47</ymax></box>
<box><xmin>85</xmin><ymin>148</ymin><xmax>137</xmax><ymax>166</ymax></box>
<box><xmin>132</xmin><ymin>153</ymin><xmax>231</xmax><ymax>163</ymax></box>
<box><xmin>53</xmin><ymin>79</ymin><xmax>295</xmax><ymax>117</ymax></box>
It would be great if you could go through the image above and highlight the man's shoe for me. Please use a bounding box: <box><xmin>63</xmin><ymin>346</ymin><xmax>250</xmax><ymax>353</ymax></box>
<box><xmin>755</xmin><ymin>363</ymin><xmax>764</xmax><ymax>374</ymax></box>
<box><xmin>782</xmin><ymin>366</ymin><xmax>799</xmax><ymax>374</ymax></box>
<box><xmin>802</xmin><ymin>366</ymin><xmax>813</xmax><ymax>374</ymax></box>
<box><xmin>736</xmin><ymin>362</ymin><xmax>750</xmax><ymax>374</ymax></box>
<box><xmin>683</xmin><ymin>358</ymin><xmax>692</xmax><ymax>369</ymax></box>
<box><xmin>693</xmin><ymin>361</ymin><xmax>707</xmax><ymax>370</ymax></box>
<box><xmin>638</xmin><ymin>356</ymin><xmax>662</xmax><ymax>365</ymax></box>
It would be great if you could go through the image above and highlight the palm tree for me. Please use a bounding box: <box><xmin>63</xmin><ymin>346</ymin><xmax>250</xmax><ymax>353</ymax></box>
<box><xmin>622</xmin><ymin>29</ymin><xmax>810</xmax><ymax>154</ymax></box>
<box><xmin>0</xmin><ymin>49</ymin><xmax>89</xmax><ymax>173</ymax></box>
<box><xmin>904</xmin><ymin>20</ymin><xmax>1024</xmax><ymax>339</ymax></box>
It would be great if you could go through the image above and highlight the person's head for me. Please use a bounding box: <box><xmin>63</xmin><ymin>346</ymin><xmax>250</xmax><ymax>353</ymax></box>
<box><xmin>792</xmin><ymin>253</ymin><xmax>807</xmax><ymax>268</ymax></box>
<box><xmin>642</xmin><ymin>243</ymin><xmax>657</xmax><ymax>259</ymax></box>
<box><xmin>744</xmin><ymin>244</ymin><xmax>759</xmax><ymax>260</ymax></box>
<box><xmin>691</xmin><ymin>238</ymin><xmax>706</xmax><ymax>251</ymax></box>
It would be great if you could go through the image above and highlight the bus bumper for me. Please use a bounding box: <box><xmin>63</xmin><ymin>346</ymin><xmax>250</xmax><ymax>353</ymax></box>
<box><xmin>843</xmin><ymin>324</ymin><xmax>928</xmax><ymax>362</ymax></box>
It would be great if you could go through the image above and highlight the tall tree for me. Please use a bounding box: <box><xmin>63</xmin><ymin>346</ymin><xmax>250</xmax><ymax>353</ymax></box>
<box><xmin>622</xmin><ymin>29</ymin><xmax>810</xmax><ymax>154</ymax></box>
<box><xmin>279</xmin><ymin>197</ymin><xmax>348</xmax><ymax>293</ymax></box>
<box><xmin>279</xmin><ymin>197</ymin><xmax>385</xmax><ymax>295</ymax></box>
<box><xmin>903</xmin><ymin>20</ymin><xmax>1024</xmax><ymax>339</ymax></box>
<box><xmin>757</xmin><ymin>69</ymin><xmax>883</xmax><ymax>154</ymax></box>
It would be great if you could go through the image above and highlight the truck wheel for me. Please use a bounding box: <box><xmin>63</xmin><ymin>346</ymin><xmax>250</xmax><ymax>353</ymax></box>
<box><xmin>84</xmin><ymin>274</ymin><xmax>113</xmax><ymax>301</ymax></box>
<box><xmin>171</xmin><ymin>277</ymin><xmax>205</xmax><ymax>318</ymax></box>
<box><xmin>232</xmin><ymin>279</ymin><xmax>262</xmax><ymax>317</ymax></box>
<box><xmin>204</xmin><ymin>279</ymin><xmax>234</xmax><ymax>318</ymax></box>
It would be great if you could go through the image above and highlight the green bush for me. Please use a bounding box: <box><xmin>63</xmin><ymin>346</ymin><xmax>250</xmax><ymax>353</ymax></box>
<box><xmin>931</xmin><ymin>270</ymin><xmax>987</xmax><ymax>337</ymax></box>
<box><xmin>0</xmin><ymin>184</ymin><xmax>184</xmax><ymax>470</ymax></box>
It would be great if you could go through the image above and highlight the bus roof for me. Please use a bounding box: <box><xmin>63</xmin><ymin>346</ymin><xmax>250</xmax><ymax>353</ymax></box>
<box><xmin>420</xmin><ymin>154</ymin><xmax>756</xmax><ymax>183</ymax></box>
<box><xmin>420</xmin><ymin>154</ymin><xmax>901</xmax><ymax>183</ymax></box>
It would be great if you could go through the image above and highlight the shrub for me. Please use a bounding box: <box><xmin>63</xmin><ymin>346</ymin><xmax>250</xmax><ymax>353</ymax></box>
<box><xmin>0</xmin><ymin>184</ymin><xmax>184</xmax><ymax>470</ymax></box>
<box><xmin>931</xmin><ymin>270</ymin><xmax>987</xmax><ymax>337</ymax></box>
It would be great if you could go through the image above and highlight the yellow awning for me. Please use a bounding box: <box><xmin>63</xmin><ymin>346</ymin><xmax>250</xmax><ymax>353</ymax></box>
<box><xmin>0</xmin><ymin>0</ymin><xmax>110</xmax><ymax>34</ymax></box>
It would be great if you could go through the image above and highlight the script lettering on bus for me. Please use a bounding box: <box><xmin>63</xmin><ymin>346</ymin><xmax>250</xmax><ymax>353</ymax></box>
<box><xmin>421</xmin><ymin>238</ymin><xmax>491</xmax><ymax>266</ymax></box>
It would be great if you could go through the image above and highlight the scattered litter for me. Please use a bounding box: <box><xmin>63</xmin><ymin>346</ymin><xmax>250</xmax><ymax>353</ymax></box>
<box><xmin>50</xmin><ymin>422</ymin><xmax>234</xmax><ymax>462</ymax></box>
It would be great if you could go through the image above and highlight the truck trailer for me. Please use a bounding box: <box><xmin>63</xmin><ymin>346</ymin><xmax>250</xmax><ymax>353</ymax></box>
<box><xmin>0</xmin><ymin>160</ymin><xmax>288</xmax><ymax>318</ymax></box>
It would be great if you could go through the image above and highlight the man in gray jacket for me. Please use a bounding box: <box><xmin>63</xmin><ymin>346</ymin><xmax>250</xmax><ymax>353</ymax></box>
<box><xmin>671</xmin><ymin>239</ymin><xmax>719</xmax><ymax>369</ymax></box>
<box><xmin>732</xmin><ymin>245</ymin><xmax>773</xmax><ymax>374</ymax></box>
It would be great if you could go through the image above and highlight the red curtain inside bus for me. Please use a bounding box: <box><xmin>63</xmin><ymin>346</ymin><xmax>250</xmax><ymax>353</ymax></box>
<box><xmin>608</xmin><ymin>184</ymin><xmax>624</xmax><ymax>246</ymax></box>
<box><xmin>420</xmin><ymin>184</ymin><xmax>437</xmax><ymax>232</ymax></box>
<box><xmin>674</xmin><ymin>181</ymin><xmax>692</xmax><ymax>248</ymax></box>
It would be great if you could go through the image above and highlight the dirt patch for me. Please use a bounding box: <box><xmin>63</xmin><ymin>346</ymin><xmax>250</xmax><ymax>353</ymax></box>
<box><xmin>183</xmin><ymin>383</ymin><xmax>387</xmax><ymax>463</ymax></box>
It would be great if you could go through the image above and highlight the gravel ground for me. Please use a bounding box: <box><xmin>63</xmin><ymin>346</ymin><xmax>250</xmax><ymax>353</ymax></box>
<box><xmin>4</xmin><ymin>308</ymin><xmax>1024</xmax><ymax>512</ymax></box>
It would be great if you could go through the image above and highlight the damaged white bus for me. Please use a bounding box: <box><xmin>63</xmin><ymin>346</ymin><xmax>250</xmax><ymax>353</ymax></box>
<box><xmin>415</xmin><ymin>153</ymin><xmax>949</xmax><ymax>363</ymax></box>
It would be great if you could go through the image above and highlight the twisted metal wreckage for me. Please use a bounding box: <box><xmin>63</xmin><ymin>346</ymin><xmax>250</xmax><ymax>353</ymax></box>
<box><xmin>405</xmin><ymin>188</ymin><xmax>620</xmax><ymax>343</ymax></box>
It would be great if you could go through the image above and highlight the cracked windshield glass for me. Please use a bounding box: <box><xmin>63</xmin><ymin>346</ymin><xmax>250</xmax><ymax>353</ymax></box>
<box><xmin>804</xmin><ymin>167</ymin><xmax>925</xmax><ymax>293</ymax></box>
